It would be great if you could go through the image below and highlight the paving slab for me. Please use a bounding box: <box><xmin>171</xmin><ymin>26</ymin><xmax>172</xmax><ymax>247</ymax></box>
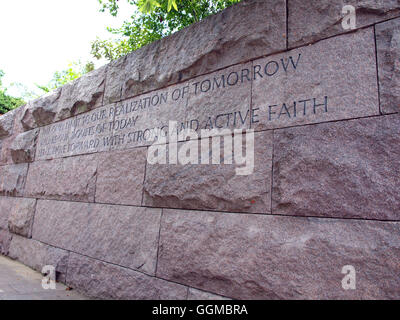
<box><xmin>0</xmin><ymin>254</ymin><xmax>88</xmax><ymax>300</ymax></box>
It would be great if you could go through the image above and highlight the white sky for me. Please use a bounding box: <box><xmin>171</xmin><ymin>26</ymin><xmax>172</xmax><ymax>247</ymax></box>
<box><xmin>0</xmin><ymin>0</ymin><xmax>133</xmax><ymax>98</ymax></box>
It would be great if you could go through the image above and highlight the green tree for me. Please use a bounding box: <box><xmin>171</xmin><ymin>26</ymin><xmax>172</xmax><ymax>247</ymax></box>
<box><xmin>37</xmin><ymin>61</ymin><xmax>95</xmax><ymax>93</ymax></box>
<box><xmin>0</xmin><ymin>70</ymin><xmax>25</xmax><ymax>115</ymax></box>
<box><xmin>92</xmin><ymin>0</ymin><xmax>240</xmax><ymax>61</ymax></box>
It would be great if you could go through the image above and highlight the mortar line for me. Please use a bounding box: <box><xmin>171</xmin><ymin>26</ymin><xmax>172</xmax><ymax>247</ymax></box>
<box><xmin>286</xmin><ymin>0</ymin><xmax>289</xmax><ymax>50</ymax></box>
<box><xmin>141</xmin><ymin>147</ymin><xmax>148</xmax><ymax>206</ymax></box>
<box><xmin>101</xmin><ymin>66</ymin><xmax>107</xmax><ymax>107</ymax></box>
<box><xmin>28</xmin><ymin>198</ymin><xmax>38</xmax><ymax>239</ymax></box>
<box><xmin>154</xmin><ymin>208</ymin><xmax>164</xmax><ymax>277</ymax></box>
<box><xmin>373</xmin><ymin>25</ymin><xmax>382</xmax><ymax>115</ymax></box>
<box><xmin>249</xmin><ymin>59</ymin><xmax>254</xmax><ymax>131</ymax></box>
<box><xmin>17</xmin><ymin>195</ymin><xmax>400</xmax><ymax>224</ymax></box>
<box><xmin>22</xmin><ymin>162</ymin><xmax>30</xmax><ymax>197</ymax></box>
<box><xmin>270</xmin><ymin>130</ymin><xmax>275</xmax><ymax>215</ymax></box>
<box><xmin>93</xmin><ymin>170</ymin><xmax>99</xmax><ymax>204</ymax></box>
<box><xmin>64</xmin><ymin>250</ymin><xmax>71</xmax><ymax>287</ymax></box>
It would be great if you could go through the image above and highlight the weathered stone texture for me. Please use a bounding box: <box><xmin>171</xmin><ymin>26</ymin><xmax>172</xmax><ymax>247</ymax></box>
<box><xmin>10</xmin><ymin>129</ymin><xmax>38</xmax><ymax>163</ymax></box>
<box><xmin>144</xmin><ymin>131</ymin><xmax>272</xmax><ymax>213</ymax></box>
<box><xmin>21</xmin><ymin>88</ymin><xmax>62</xmax><ymax>130</ymax></box>
<box><xmin>8</xmin><ymin>235</ymin><xmax>69</xmax><ymax>282</ymax></box>
<box><xmin>0</xmin><ymin>229</ymin><xmax>12</xmax><ymax>255</ymax></box>
<box><xmin>8</xmin><ymin>198</ymin><xmax>36</xmax><ymax>238</ymax></box>
<box><xmin>187</xmin><ymin>288</ymin><xmax>230</xmax><ymax>300</ymax></box>
<box><xmin>0</xmin><ymin>163</ymin><xmax>28</xmax><ymax>196</ymax></box>
<box><xmin>20</xmin><ymin>67</ymin><xmax>107</xmax><ymax>131</ymax></box>
<box><xmin>67</xmin><ymin>253</ymin><xmax>187</xmax><ymax>300</ymax></box>
<box><xmin>252</xmin><ymin>28</ymin><xmax>379</xmax><ymax>131</ymax></box>
<box><xmin>105</xmin><ymin>0</ymin><xmax>286</xmax><ymax>103</ymax></box>
<box><xmin>32</xmin><ymin>200</ymin><xmax>162</xmax><ymax>275</ymax></box>
<box><xmin>273</xmin><ymin>114</ymin><xmax>400</xmax><ymax>220</ymax></box>
<box><xmin>289</xmin><ymin>0</ymin><xmax>400</xmax><ymax>48</ymax></box>
<box><xmin>103</xmin><ymin>57</ymin><xmax>126</xmax><ymax>104</ymax></box>
<box><xmin>95</xmin><ymin>148</ymin><xmax>147</xmax><ymax>206</ymax></box>
<box><xmin>376</xmin><ymin>17</ymin><xmax>400</xmax><ymax>114</ymax></box>
<box><xmin>56</xmin><ymin>65</ymin><xmax>106</xmax><ymax>120</ymax></box>
<box><xmin>0</xmin><ymin>108</ymin><xmax>27</xmax><ymax>165</ymax></box>
<box><xmin>158</xmin><ymin>209</ymin><xmax>400</xmax><ymax>300</ymax></box>
<box><xmin>0</xmin><ymin>197</ymin><xmax>16</xmax><ymax>229</ymax></box>
<box><xmin>0</xmin><ymin>111</ymin><xmax>15</xmax><ymax>138</ymax></box>
<box><xmin>10</xmin><ymin>105</ymin><xmax>26</xmax><ymax>135</ymax></box>
<box><xmin>0</xmin><ymin>136</ymin><xmax>13</xmax><ymax>165</ymax></box>
<box><xmin>24</xmin><ymin>154</ymin><xmax>97</xmax><ymax>202</ymax></box>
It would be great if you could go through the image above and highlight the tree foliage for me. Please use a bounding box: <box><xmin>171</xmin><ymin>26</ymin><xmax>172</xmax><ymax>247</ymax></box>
<box><xmin>37</xmin><ymin>61</ymin><xmax>95</xmax><ymax>93</ymax></box>
<box><xmin>0</xmin><ymin>70</ymin><xmax>25</xmax><ymax>115</ymax></box>
<box><xmin>92</xmin><ymin>0</ymin><xmax>240</xmax><ymax>61</ymax></box>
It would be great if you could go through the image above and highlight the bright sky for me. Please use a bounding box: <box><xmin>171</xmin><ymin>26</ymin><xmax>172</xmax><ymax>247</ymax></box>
<box><xmin>0</xmin><ymin>0</ymin><xmax>133</xmax><ymax>98</ymax></box>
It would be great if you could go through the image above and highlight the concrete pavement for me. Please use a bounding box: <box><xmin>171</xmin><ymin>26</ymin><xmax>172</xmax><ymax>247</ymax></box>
<box><xmin>0</xmin><ymin>255</ymin><xmax>88</xmax><ymax>300</ymax></box>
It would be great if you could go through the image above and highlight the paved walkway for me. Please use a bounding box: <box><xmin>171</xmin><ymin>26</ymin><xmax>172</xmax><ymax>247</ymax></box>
<box><xmin>0</xmin><ymin>255</ymin><xmax>88</xmax><ymax>300</ymax></box>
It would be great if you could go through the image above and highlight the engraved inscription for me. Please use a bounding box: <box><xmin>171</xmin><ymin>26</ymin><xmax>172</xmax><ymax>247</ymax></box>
<box><xmin>36</xmin><ymin>30</ymin><xmax>379</xmax><ymax>160</ymax></box>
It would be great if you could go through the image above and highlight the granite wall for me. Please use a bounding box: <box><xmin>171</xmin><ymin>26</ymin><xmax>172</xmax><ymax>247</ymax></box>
<box><xmin>0</xmin><ymin>0</ymin><xmax>399</xmax><ymax>299</ymax></box>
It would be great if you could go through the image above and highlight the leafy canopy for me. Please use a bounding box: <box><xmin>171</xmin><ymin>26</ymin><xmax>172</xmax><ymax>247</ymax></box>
<box><xmin>92</xmin><ymin>0</ymin><xmax>240</xmax><ymax>61</ymax></box>
<box><xmin>37</xmin><ymin>61</ymin><xmax>95</xmax><ymax>93</ymax></box>
<box><xmin>0</xmin><ymin>70</ymin><xmax>25</xmax><ymax>115</ymax></box>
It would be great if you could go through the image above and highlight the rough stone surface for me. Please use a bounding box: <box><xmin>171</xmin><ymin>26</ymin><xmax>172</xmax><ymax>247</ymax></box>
<box><xmin>8</xmin><ymin>198</ymin><xmax>36</xmax><ymax>238</ymax></box>
<box><xmin>9</xmin><ymin>105</ymin><xmax>27</xmax><ymax>136</ymax></box>
<box><xmin>10</xmin><ymin>129</ymin><xmax>38</xmax><ymax>163</ymax></box>
<box><xmin>24</xmin><ymin>154</ymin><xmax>97</xmax><ymax>202</ymax></box>
<box><xmin>0</xmin><ymin>229</ymin><xmax>12</xmax><ymax>255</ymax></box>
<box><xmin>0</xmin><ymin>136</ymin><xmax>14</xmax><ymax>165</ymax></box>
<box><xmin>376</xmin><ymin>17</ymin><xmax>400</xmax><ymax>114</ymax></box>
<box><xmin>0</xmin><ymin>111</ymin><xmax>15</xmax><ymax>138</ymax></box>
<box><xmin>0</xmin><ymin>108</ymin><xmax>27</xmax><ymax>165</ymax></box>
<box><xmin>32</xmin><ymin>200</ymin><xmax>162</xmax><ymax>275</ymax></box>
<box><xmin>252</xmin><ymin>28</ymin><xmax>379</xmax><ymax>131</ymax></box>
<box><xmin>103</xmin><ymin>57</ymin><xmax>126</xmax><ymax>104</ymax></box>
<box><xmin>0</xmin><ymin>163</ymin><xmax>28</xmax><ymax>196</ymax></box>
<box><xmin>20</xmin><ymin>67</ymin><xmax>107</xmax><ymax>131</ymax></box>
<box><xmin>8</xmin><ymin>235</ymin><xmax>69</xmax><ymax>282</ymax></box>
<box><xmin>273</xmin><ymin>114</ymin><xmax>400</xmax><ymax>220</ymax></box>
<box><xmin>144</xmin><ymin>131</ymin><xmax>272</xmax><ymax>213</ymax></box>
<box><xmin>67</xmin><ymin>253</ymin><xmax>187</xmax><ymax>300</ymax></box>
<box><xmin>289</xmin><ymin>0</ymin><xmax>400</xmax><ymax>48</ymax></box>
<box><xmin>0</xmin><ymin>197</ymin><xmax>17</xmax><ymax>229</ymax></box>
<box><xmin>21</xmin><ymin>88</ymin><xmax>62</xmax><ymax>130</ymax></box>
<box><xmin>95</xmin><ymin>148</ymin><xmax>147</xmax><ymax>206</ymax></box>
<box><xmin>104</xmin><ymin>0</ymin><xmax>286</xmax><ymax>103</ymax></box>
<box><xmin>187</xmin><ymin>288</ymin><xmax>230</xmax><ymax>300</ymax></box>
<box><xmin>56</xmin><ymin>65</ymin><xmax>107</xmax><ymax>120</ymax></box>
<box><xmin>158</xmin><ymin>209</ymin><xmax>400</xmax><ymax>300</ymax></box>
